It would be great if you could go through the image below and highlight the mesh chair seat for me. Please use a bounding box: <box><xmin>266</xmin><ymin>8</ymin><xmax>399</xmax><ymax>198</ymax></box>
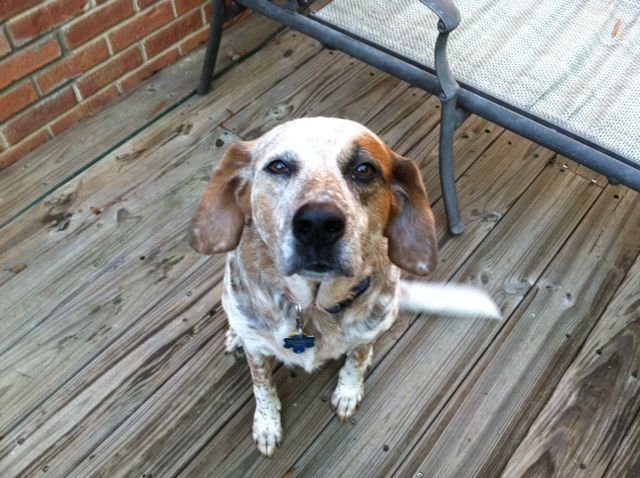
<box><xmin>315</xmin><ymin>0</ymin><xmax>640</xmax><ymax>165</ymax></box>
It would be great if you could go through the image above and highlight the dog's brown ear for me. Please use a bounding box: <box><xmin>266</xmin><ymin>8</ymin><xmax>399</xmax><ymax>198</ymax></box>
<box><xmin>385</xmin><ymin>152</ymin><xmax>437</xmax><ymax>275</ymax></box>
<box><xmin>190</xmin><ymin>140</ymin><xmax>254</xmax><ymax>254</ymax></box>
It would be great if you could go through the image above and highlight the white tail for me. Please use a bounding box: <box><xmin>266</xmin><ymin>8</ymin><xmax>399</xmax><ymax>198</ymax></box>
<box><xmin>399</xmin><ymin>281</ymin><xmax>501</xmax><ymax>320</ymax></box>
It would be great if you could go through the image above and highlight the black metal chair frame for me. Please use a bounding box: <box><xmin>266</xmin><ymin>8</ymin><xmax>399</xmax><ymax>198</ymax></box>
<box><xmin>197</xmin><ymin>0</ymin><xmax>640</xmax><ymax>235</ymax></box>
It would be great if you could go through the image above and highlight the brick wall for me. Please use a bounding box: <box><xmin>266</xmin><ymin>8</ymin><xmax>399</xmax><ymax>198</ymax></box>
<box><xmin>0</xmin><ymin>0</ymin><xmax>239</xmax><ymax>169</ymax></box>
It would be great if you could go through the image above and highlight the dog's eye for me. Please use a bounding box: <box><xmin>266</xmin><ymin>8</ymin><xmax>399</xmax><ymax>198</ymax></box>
<box><xmin>352</xmin><ymin>162</ymin><xmax>377</xmax><ymax>182</ymax></box>
<box><xmin>266</xmin><ymin>159</ymin><xmax>291</xmax><ymax>176</ymax></box>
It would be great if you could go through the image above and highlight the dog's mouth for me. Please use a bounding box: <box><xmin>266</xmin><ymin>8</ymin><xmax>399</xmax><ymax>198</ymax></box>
<box><xmin>283</xmin><ymin>238</ymin><xmax>354</xmax><ymax>280</ymax></box>
<box><xmin>307</xmin><ymin>262</ymin><xmax>333</xmax><ymax>273</ymax></box>
<box><xmin>287</xmin><ymin>260</ymin><xmax>353</xmax><ymax>281</ymax></box>
<box><xmin>294</xmin><ymin>262</ymin><xmax>339</xmax><ymax>280</ymax></box>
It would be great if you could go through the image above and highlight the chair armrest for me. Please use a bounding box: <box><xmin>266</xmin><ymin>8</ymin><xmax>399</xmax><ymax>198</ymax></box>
<box><xmin>416</xmin><ymin>0</ymin><xmax>460</xmax><ymax>32</ymax></box>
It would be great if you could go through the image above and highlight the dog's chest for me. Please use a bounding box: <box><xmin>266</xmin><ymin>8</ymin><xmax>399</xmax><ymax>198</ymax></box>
<box><xmin>225</xmin><ymin>283</ymin><xmax>397</xmax><ymax>372</ymax></box>
<box><xmin>270</xmin><ymin>312</ymin><xmax>352</xmax><ymax>369</ymax></box>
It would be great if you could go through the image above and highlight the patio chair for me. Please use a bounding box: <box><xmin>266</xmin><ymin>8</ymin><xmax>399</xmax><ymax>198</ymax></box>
<box><xmin>197</xmin><ymin>0</ymin><xmax>640</xmax><ymax>235</ymax></box>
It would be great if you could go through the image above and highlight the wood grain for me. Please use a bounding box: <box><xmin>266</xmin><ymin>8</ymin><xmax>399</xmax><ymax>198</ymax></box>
<box><xmin>0</xmin><ymin>129</ymin><xmax>234</xmax><ymax>476</ymax></box>
<box><xmin>225</xmin><ymin>51</ymin><xmax>412</xmax><ymax>139</ymax></box>
<box><xmin>395</xmin><ymin>186</ymin><xmax>640</xmax><ymax>478</ymax></box>
<box><xmin>0</xmin><ymin>14</ymin><xmax>282</xmax><ymax>228</ymax></box>
<box><xmin>604</xmin><ymin>408</ymin><xmax>640</xmax><ymax>478</ymax></box>
<box><xmin>500</xmin><ymin>245</ymin><xmax>640</xmax><ymax>477</ymax></box>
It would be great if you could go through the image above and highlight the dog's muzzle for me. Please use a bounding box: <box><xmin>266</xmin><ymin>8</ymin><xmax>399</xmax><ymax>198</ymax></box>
<box><xmin>291</xmin><ymin>202</ymin><xmax>347</xmax><ymax>276</ymax></box>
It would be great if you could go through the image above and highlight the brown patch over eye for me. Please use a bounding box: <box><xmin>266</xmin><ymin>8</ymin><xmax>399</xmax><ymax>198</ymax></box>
<box><xmin>341</xmin><ymin>133</ymin><xmax>395</xmax><ymax>231</ymax></box>
<box><xmin>353</xmin><ymin>133</ymin><xmax>393</xmax><ymax>178</ymax></box>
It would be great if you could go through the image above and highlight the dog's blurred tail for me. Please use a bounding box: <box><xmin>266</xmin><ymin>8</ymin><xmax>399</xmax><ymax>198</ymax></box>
<box><xmin>398</xmin><ymin>281</ymin><xmax>501</xmax><ymax>320</ymax></box>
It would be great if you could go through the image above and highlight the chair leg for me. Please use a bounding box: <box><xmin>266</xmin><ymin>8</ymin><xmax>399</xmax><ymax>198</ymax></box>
<box><xmin>197</xmin><ymin>0</ymin><xmax>226</xmax><ymax>95</ymax></box>
<box><xmin>439</xmin><ymin>97</ymin><xmax>465</xmax><ymax>235</ymax></box>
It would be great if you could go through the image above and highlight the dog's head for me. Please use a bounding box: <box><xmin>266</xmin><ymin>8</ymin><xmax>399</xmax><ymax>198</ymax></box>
<box><xmin>190</xmin><ymin>117</ymin><xmax>437</xmax><ymax>279</ymax></box>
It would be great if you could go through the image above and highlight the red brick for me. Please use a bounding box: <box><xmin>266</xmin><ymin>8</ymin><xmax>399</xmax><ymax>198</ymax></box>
<box><xmin>144</xmin><ymin>9</ymin><xmax>200</xmax><ymax>58</ymax></box>
<box><xmin>0</xmin><ymin>29</ymin><xmax>11</xmax><ymax>58</ymax></box>
<box><xmin>121</xmin><ymin>47</ymin><xmax>179</xmax><ymax>92</ymax></box>
<box><xmin>0</xmin><ymin>130</ymin><xmax>50</xmax><ymax>169</ymax></box>
<box><xmin>175</xmin><ymin>0</ymin><xmax>202</xmax><ymax>15</ymax></box>
<box><xmin>0</xmin><ymin>0</ymin><xmax>43</xmax><ymax>22</ymax></box>
<box><xmin>7</xmin><ymin>0</ymin><xmax>87</xmax><ymax>46</ymax></box>
<box><xmin>180</xmin><ymin>25</ymin><xmax>208</xmax><ymax>56</ymax></box>
<box><xmin>0</xmin><ymin>38</ymin><xmax>61</xmax><ymax>90</ymax></box>
<box><xmin>63</xmin><ymin>0</ymin><xmax>134</xmax><ymax>48</ymax></box>
<box><xmin>76</xmin><ymin>46</ymin><xmax>142</xmax><ymax>97</ymax></box>
<box><xmin>36</xmin><ymin>39</ymin><xmax>110</xmax><ymax>95</ymax></box>
<box><xmin>2</xmin><ymin>87</ymin><xmax>76</xmax><ymax>144</ymax></box>
<box><xmin>108</xmin><ymin>1</ymin><xmax>174</xmax><ymax>53</ymax></box>
<box><xmin>51</xmin><ymin>85</ymin><xmax>120</xmax><ymax>135</ymax></box>
<box><xmin>0</xmin><ymin>81</ymin><xmax>39</xmax><ymax>122</ymax></box>
<box><xmin>137</xmin><ymin>0</ymin><xmax>162</xmax><ymax>8</ymax></box>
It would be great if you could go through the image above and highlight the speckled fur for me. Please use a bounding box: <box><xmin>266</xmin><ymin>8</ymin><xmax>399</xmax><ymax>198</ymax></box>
<box><xmin>191</xmin><ymin>117</ymin><xmax>437</xmax><ymax>457</ymax></box>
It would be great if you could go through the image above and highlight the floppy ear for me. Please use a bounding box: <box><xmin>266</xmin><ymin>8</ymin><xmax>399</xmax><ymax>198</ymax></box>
<box><xmin>384</xmin><ymin>152</ymin><xmax>437</xmax><ymax>275</ymax></box>
<box><xmin>190</xmin><ymin>140</ymin><xmax>254</xmax><ymax>254</ymax></box>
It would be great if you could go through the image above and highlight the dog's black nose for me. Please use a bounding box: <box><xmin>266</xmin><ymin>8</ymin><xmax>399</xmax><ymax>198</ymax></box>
<box><xmin>293</xmin><ymin>202</ymin><xmax>346</xmax><ymax>247</ymax></box>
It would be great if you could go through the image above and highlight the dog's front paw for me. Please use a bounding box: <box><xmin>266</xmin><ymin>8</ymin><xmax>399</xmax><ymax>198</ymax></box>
<box><xmin>253</xmin><ymin>408</ymin><xmax>282</xmax><ymax>457</ymax></box>
<box><xmin>331</xmin><ymin>382</ymin><xmax>364</xmax><ymax>421</ymax></box>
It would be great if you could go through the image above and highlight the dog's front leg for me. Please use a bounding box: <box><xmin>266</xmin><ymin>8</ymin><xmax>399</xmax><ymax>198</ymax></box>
<box><xmin>332</xmin><ymin>342</ymin><xmax>374</xmax><ymax>421</ymax></box>
<box><xmin>245</xmin><ymin>351</ymin><xmax>282</xmax><ymax>457</ymax></box>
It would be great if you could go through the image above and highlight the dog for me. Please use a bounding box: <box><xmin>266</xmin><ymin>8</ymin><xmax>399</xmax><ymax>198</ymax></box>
<box><xmin>190</xmin><ymin>117</ymin><xmax>500</xmax><ymax>457</ymax></box>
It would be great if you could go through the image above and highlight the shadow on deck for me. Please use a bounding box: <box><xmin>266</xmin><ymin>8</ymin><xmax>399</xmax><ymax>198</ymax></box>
<box><xmin>1</xmin><ymin>13</ymin><xmax>639</xmax><ymax>478</ymax></box>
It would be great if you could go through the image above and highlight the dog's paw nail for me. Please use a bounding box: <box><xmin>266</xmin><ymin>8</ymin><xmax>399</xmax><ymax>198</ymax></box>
<box><xmin>331</xmin><ymin>384</ymin><xmax>364</xmax><ymax>421</ymax></box>
<box><xmin>253</xmin><ymin>411</ymin><xmax>283</xmax><ymax>457</ymax></box>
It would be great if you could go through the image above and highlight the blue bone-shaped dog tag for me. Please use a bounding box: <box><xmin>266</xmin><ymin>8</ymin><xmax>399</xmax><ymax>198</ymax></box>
<box><xmin>283</xmin><ymin>333</ymin><xmax>316</xmax><ymax>354</ymax></box>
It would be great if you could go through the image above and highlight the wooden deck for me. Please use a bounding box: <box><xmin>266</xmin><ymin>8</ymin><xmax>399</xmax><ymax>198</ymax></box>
<box><xmin>1</xmin><ymin>14</ymin><xmax>639</xmax><ymax>478</ymax></box>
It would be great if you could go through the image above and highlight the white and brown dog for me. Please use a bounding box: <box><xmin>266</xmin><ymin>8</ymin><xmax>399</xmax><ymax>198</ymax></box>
<box><xmin>190</xmin><ymin>117</ymin><xmax>499</xmax><ymax>457</ymax></box>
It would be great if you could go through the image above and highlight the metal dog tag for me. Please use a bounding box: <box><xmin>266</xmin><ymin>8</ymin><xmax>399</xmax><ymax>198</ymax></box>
<box><xmin>283</xmin><ymin>332</ymin><xmax>316</xmax><ymax>354</ymax></box>
<box><xmin>283</xmin><ymin>305</ymin><xmax>315</xmax><ymax>354</ymax></box>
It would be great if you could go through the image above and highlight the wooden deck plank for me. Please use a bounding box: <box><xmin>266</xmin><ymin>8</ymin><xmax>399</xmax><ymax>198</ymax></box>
<box><xmin>500</xmin><ymin>247</ymin><xmax>640</xmax><ymax>477</ymax></box>
<box><xmin>225</xmin><ymin>52</ymin><xmax>416</xmax><ymax>139</ymax></box>
<box><xmin>0</xmin><ymin>128</ymin><xmax>236</xmax><ymax>476</ymax></box>
<box><xmin>0</xmin><ymin>30</ymin><xmax>322</xmax><ymax>437</ymax></box>
<box><xmin>0</xmin><ymin>14</ymin><xmax>282</xmax><ymax>228</ymax></box>
<box><xmin>178</xmin><ymin>132</ymin><xmax>560</xmax><ymax>477</ymax></box>
<box><xmin>0</xmin><ymin>268</ymin><xmax>227</xmax><ymax>478</ymax></box>
<box><xmin>604</xmin><ymin>410</ymin><xmax>640</xmax><ymax>478</ymax></box>
<box><xmin>279</xmin><ymin>160</ymin><xmax>602</xmax><ymax>477</ymax></box>
<box><xmin>395</xmin><ymin>186</ymin><xmax>640</xmax><ymax>477</ymax></box>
